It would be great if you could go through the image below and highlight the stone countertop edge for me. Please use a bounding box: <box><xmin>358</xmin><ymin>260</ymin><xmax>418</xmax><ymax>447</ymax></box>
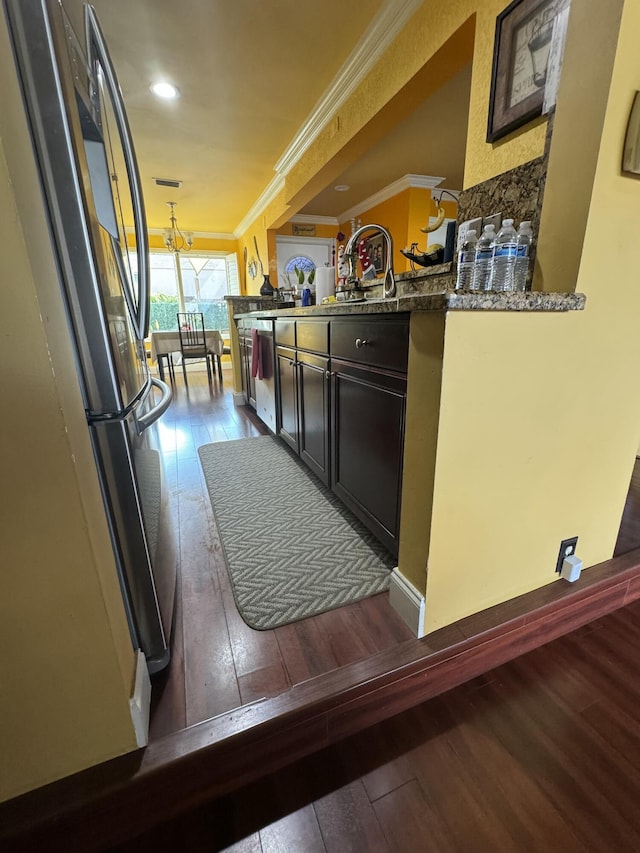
<box><xmin>234</xmin><ymin>291</ymin><xmax>587</xmax><ymax>319</ymax></box>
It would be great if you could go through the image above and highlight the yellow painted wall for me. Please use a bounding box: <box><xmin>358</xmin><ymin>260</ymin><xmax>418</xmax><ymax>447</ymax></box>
<box><xmin>336</xmin><ymin>189</ymin><xmax>458</xmax><ymax>275</ymax></box>
<box><xmin>340</xmin><ymin>189</ymin><xmax>412</xmax><ymax>273</ymax></box>
<box><xmin>399</xmin><ymin>0</ymin><xmax>640</xmax><ymax>632</ymax></box>
<box><xmin>0</xmin><ymin>11</ymin><xmax>139</xmax><ymax>801</ymax></box>
<box><xmin>147</xmin><ymin>233</ymin><xmax>238</xmax><ymax>254</ymax></box>
<box><xmin>406</xmin><ymin>189</ymin><xmax>432</xmax><ymax>265</ymax></box>
<box><xmin>239</xmin><ymin>0</ymin><xmax>546</xmax><ymax>243</ymax></box>
<box><xmin>534</xmin><ymin>0</ymin><xmax>624</xmax><ymax>292</ymax></box>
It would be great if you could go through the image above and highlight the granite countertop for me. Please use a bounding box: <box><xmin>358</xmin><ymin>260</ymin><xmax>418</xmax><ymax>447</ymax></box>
<box><xmin>232</xmin><ymin>267</ymin><xmax>586</xmax><ymax>318</ymax></box>
<box><xmin>235</xmin><ymin>289</ymin><xmax>586</xmax><ymax>319</ymax></box>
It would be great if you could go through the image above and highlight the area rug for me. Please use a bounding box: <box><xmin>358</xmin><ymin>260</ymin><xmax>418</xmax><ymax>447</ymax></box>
<box><xmin>198</xmin><ymin>435</ymin><xmax>394</xmax><ymax>630</ymax></box>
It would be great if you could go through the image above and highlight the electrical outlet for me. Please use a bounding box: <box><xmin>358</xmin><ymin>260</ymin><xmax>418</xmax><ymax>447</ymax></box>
<box><xmin>555</xmin><ymin>537</ymin><xmax>578</xmax><ymax>573</ymax></box>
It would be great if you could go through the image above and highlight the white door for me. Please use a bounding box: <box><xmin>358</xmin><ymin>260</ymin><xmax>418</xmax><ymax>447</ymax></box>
<box><xmin>275</xmin><ymin>236</ymin><xmax>333</xmax><ymax>289</ymax></box>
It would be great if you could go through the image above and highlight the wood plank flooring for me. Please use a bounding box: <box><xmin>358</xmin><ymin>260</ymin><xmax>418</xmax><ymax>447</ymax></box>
<box><xmin>149</xmin><ymin>367</ymin><xmax>413</xmax><ymax>740</ymax></box>
<box><xmin>115</xmin><ymin>596</ymin><xmax>640</xmax><ymax>852</ymax></box>
<box><xmin>150</xmin><ymin>367</ymin><xmax>640</xmax><ymax>740</ymax></box>
<box><xmin>2</xmin><ymin>369</ymin><xmax>640</xmax><ymax>851</ymax></box>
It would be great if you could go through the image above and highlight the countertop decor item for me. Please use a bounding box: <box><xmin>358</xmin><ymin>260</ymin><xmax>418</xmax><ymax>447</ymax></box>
<box><xmin>259</xmin><ymin>273</ymin><xmax>275</xmax><ymax>296</ymax></box>
<box><xmin>487</xmin><ymin>0</ymin><xmax>570</xmax><ymax>142</ymax></box>
<box><xmin>400</xmin><ymin>244</ymin><xmax>445</xmax><ymax>269</ymax></box>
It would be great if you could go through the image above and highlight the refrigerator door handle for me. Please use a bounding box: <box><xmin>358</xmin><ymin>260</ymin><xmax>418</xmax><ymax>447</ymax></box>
<box><xmin>84</xmin><ymin>4</ymin><xmax>150</xmax><ymax>340</ymax></box>
<box><xmin>137</xmin><ymin>378</ymin><xmax>172</xmax><ymax>433</ymax></box>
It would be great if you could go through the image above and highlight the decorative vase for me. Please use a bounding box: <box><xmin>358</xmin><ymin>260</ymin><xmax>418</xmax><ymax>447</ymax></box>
<box><xmin>259</xmin><ymin>274</ymin><xmax>275</xmax><ymax>296</ymax></box>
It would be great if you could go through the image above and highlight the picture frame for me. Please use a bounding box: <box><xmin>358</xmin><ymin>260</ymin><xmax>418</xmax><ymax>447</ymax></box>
<box><xmin>486</xmin><ymin>0</ymin><xmax>568</xmax><ymax>143</ymax></box>
<box><xmin>363</xmin><ymin>231</ymin><xmax>387</xmax><ymax>275</ymax></box>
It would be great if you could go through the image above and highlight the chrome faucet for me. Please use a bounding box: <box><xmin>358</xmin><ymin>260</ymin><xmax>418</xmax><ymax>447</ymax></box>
<box><xmin>344</xmin><ymin>223</ymin><xmax>396</xmax><ymax>298</ymax></box>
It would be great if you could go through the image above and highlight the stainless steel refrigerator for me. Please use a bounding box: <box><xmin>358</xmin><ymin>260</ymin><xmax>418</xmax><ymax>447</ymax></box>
<box><xmin>4</xmin><ymin>0</ymin><xmax>177</xmax><ymax>673</ymax></box>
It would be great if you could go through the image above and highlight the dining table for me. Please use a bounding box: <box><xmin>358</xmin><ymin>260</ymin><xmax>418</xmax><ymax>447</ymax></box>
<box><xmin>148</xmin><ymin>329</ymin><xmax>225</xmax><ymax>382</ymax></box>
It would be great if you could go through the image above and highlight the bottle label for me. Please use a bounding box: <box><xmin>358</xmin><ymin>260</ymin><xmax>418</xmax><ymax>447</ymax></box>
<box><xmin>517</xmin><ymin>245</ymin><xmax>529</xmax><ymax>258</ymax></box>
<box><xmin>459</xmin><ymin>249</ymin><xmax>476</xmax><ymax>264</ymax></box>
<box><xmin>476</xmin><ymin>248</ymin><xmax>492</xmax><ymax>261</ymax></box>
<box><xmin>494</xmin><ymin>244</ymin><xmax>517</xmax><ymax>258</ymax></box>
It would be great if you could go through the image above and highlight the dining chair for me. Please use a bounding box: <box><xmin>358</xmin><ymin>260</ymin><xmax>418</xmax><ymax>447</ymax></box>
<box><xmin>176</xmin><ymin>312</ymin><xmax>216</xmax><ymax>385</ymax></box>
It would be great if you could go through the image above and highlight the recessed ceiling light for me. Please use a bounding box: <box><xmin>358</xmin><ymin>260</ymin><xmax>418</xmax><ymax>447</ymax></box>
<box><xmin>150</xmin><ymin>82</ymin><xmax>180</xmax><ymax>100</ymax></box>
<box><xmin>334</xmin><ymin>184</ymin><xmax>350</xmax><ymax>192</ymax></box>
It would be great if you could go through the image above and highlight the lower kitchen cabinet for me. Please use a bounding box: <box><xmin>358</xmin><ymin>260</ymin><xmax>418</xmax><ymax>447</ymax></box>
<box><xmin>275</xmin><ymin>344</ymin><xmax>298</xmax><ymax>452</ymax></box>
<box><xmin>273</xmin><ymin>312</ymin><xmax>409</xmax><ymax>554</ymax></box>
<box><xmin>331</xmin><ymin>360</ymin><xmax>406</xmax><ymax>555</ymax></box>
<box><xmin>298</xmin><ymin>350</ymin><xmax>330</xmax><ymax>484</ymax></box>
<box><xmin>238</xmin><ymin>322</ymin><xmax>256</xmax><ymax>408</ymax></box>
<box><xmin>275</xmin><ymin>345</ymin><xmax>330</xmax><ymax>484</ymax></box>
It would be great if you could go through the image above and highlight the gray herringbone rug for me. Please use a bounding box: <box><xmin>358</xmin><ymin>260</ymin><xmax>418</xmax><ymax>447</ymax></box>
<box><xmin>198</xmin><ymin>435</ymin><xmax>394</xmax><ymax>630</ymax></box>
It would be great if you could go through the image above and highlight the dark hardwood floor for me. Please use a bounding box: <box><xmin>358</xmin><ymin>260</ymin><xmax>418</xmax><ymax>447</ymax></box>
<box><xmin>117</xmin><ymin>596</ymin><xmax>640</xmax><ymax>852</ymax></box>
<box><xmin>3</xmin><ymin>367</ymin><xmax>640</xmax><ymax>852</ymax></box>
<box><xmin>142</xmin><ymin>371</ymin><xmax>640</xmax><ymax>852</ymax></box>
<box><xmin>149</xmin><ymin>366</ymin><xmax>413</xmax><ymax>739</ymax></box>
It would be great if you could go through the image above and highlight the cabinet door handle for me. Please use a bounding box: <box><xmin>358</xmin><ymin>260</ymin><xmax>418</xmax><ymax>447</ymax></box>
<box><xmin>325</xmin><ymin>370</ymin><xmax>334</xmax><ymax>380</ymax></box>
<box><xmin>355</xmin><ymin>338</ymin><xmax>369</xmax><ymax>348</ymax></box>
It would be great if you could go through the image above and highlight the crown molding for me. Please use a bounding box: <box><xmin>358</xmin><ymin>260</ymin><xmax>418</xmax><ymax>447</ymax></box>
<box><xmin>235</xmin><ymin>0</ymin><xmax>423</xmax><ymax>236</ymax></box>
<box><xmin>337</xmin><ymin>174</ymin><xmax>445</xmax><ymax>222</ymax></box>
<box><xmin>234</xmin><ymin>174</ymin><xmax>286</xmax><ymax>238</ymax></box>
<box><xmin>274</xmin><ymin>0</ymin><xmax>423</xmax><ymax>178</ymax></box>
<box><xmin>290</xmin><ymin>213</ymin><xmax>340</xmax><ymax>226</ymax></box>
<box><xmin>146</xmin><ymin>227</ymin><xmax>237</xmax><ymax>241</ymax></box>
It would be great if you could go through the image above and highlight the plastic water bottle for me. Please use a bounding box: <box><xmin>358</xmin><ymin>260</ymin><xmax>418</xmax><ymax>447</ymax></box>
<box><xmin>514</xmin><ymin>220</ymin><xmax>533</xmax><ymax>292</ymax></box>
<box><xmin>471</xmin><ymin>224</ymin><xmax>496</xmax><ymax>291</ymax></box>
<box><xmin>489</xmin><ymin>218</ymin><xmax>518</xmax><ymax>292</ymax></box>
<box><xmin>455</xmin><ymin>229</ymin><xmax>477</xmax><ymax>290</ymax></box>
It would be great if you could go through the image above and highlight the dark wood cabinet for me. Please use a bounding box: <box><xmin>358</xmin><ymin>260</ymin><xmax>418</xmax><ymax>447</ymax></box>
<box><xmin>275</xmin><ymin>318</ymin><xmax>331</xmax><ymax>485</ymax></box>
<box><xmin>275</xmin><ymin>344</ymin><xmax>298</xmax><ymax>453</ymax></box>
<box><xmin>238</xmin><ymin>328</ymin><xmax>256</xmax><ymax>408</ymax></box>
<box><xmin>331</xmin><ymin>360</ymin><xmax>406</xmax><ymax>554</ymax></box>
<box><xmin>238</xmin><ymin>324</ymin><xmax>255</xmax><ymax>408</ymax></box>
<box><xmin>273</xmin><ymin>312</ymin><xmax>409</xmax><ymax>553</ymax></box>
<box><xmin>297</xmin><ymin>350</ymin><xmax>330</xmax><ymax>484</ymax></box>
<box><xmin>330</xmin><ymin>314</ymin><xmax>409</xmax><ymax>555</ymax></box>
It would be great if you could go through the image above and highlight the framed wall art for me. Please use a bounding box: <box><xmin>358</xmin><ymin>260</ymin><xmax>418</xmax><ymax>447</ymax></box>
<box><xmin>486</xmin><ymin>0</ymin><xmax>570</xmax><ymax>143</ymax></box>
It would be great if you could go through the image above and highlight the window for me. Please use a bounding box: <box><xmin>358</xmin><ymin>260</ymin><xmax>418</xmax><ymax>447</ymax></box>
<box><xmin>146</xmin><ymin>251</ymin><xmax>239</xmax><ymax>332</ymax></box>
<box><xmin>283</xmin><ymin>254</ymin><xmax>316</xmax><ymax>288</ymax></box>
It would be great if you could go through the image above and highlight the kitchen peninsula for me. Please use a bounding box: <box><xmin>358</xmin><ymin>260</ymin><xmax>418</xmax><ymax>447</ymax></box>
<box><xmin>231</xmin><ymin>272</ymin><xmax>587</xmax><ymax>639</ymax></box>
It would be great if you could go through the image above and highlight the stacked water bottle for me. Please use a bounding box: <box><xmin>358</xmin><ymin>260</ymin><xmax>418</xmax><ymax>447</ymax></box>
<box><xmin>455</xmin><ymin>219</ymin><xmax>533</xmax><ymax>292</ymax></box>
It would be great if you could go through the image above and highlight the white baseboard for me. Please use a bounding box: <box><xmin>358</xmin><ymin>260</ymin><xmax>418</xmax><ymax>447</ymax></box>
<box><xmin>389</xmin><ymin>567</ymin><xmax>426</xmax><ymax>638</ymax></box>
<box><xmin>129</xmin><ymin>650</ymin><xmax>151</xmax><ymax>748</ymax></box>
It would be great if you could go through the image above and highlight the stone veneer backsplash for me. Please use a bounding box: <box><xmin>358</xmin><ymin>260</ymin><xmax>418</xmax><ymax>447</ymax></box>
<box><xmin>383</xmin><ymin>117</ymin><xmax>554</xmax><ymax>297</ymax></box>
<box><xmin>455</xmin><ymin>114</ymin><xmax>554</xmax><ymax>289</ymax></box>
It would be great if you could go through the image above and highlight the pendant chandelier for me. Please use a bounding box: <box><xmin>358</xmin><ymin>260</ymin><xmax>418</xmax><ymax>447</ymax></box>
<box><xmin>163</xmin><ymin>201</ymin><xmax>193</xmax><ymax>253</ymax></box>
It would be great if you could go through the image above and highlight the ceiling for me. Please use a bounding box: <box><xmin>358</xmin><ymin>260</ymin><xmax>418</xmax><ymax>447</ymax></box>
<box><xmin>61</xmin><ymin>0</ymin><xmax>470</xmax><ymax>236</ymax></box>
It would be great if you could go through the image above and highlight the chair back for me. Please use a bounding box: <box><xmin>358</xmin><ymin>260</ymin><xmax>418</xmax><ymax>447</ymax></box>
<box><xmin>177</xmin><ymin>312</ymin><xmax>207</xmax><ymax>356</ymax></box>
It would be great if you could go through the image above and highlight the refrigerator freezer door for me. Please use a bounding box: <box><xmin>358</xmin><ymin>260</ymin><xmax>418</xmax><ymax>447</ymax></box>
<box><xmin>91</xmin><ymin>378</ymin><xmax>177</xmax><ymax>673</ymax></box>
<box><xmin>4</xmin><ymin>0</ymin><xmax>149</xmax><ymax>414</ymax></box>
<box><xmin>5</xmin><ymin>0</ymin><xmax>177</xmax><ymax>672</ymax></box>
<box><xmin>84</xmin><ymin>3</ymin><xmax>150</xmax><ymax>343</ymax></box>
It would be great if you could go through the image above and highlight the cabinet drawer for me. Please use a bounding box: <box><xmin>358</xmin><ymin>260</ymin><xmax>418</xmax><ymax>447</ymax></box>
<box><xmin>275</xmin><ymin>319</ymin><xmax>296</xmax><ymax>347</ymax></box>
<box><xmin>330</xmin><ymin>317</ymin><xmax>409</xmax><ymax>373</ymax></box>
<box><xmin>296</xmin><ymin>319</ymin><xmax>329</xmax><ymax>355</ymax></box>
